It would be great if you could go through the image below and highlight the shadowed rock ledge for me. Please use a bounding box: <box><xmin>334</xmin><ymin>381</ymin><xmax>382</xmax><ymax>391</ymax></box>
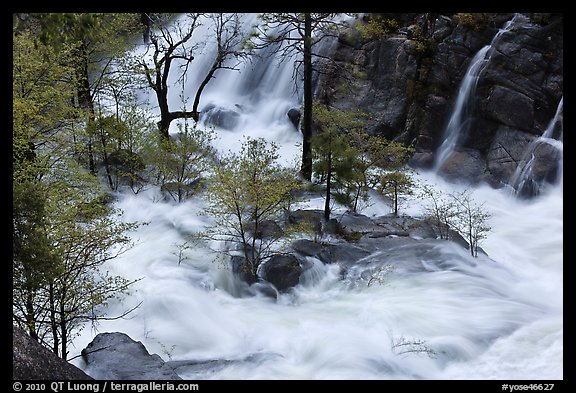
<box><xmin>13</xmin><ymin>325</ymin><xmax>93</xmax><ymax>380</ymax></box>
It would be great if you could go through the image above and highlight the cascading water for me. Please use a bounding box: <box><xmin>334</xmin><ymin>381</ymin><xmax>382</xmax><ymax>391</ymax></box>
<box><xmin>69</xmin><ymin>13</ymin><xmax>562</xmax><ymax>380</ymax></box>
<box><xmin>508</xmin><ymin>97</ymin><xmax>563</xmax><ymax>198</ymax></box>
<box><xmin>147</xmin><ymin>13</ymin><xmax>304</xmax><ymax>164</ymax></box>
<box><xmin>434</xmin><ymin>14</ymin><xmax>524</xmax><ymax>171</ymax></box>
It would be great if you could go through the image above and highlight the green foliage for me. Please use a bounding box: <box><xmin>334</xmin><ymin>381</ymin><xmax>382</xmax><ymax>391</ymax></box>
<box><xmin>199</xmin><ymin>137</ymin><xmax>302</xmax><ymax>281</ymax></box>
<box><xmin>407</xmin><ymin>24</ymin><xmax>435</xmax><ymax>55</ymax></box>
<box><xmin>13</xmin><ymin>180</ymin><xmax>59</xmax><ymax>340</ymax></box>
<box><xmin>453</xmin><ymin>13</ymin><xmax>489</xmax><ymax>31</ymax></box>
<box><xmin>145</xmin><ymin>121</ymin><xmax>216</xmax><ymax>202</ymax></box>
<box><xmin>311</xmin><ymin>102</ymin><xmax>370</xmax><ymax>218</ymax></box>
<box><xmin>311</xmin><ymin>101</ymin><xmax>415</xmax><ymax>217</ymax></box>
<box><xmin>92</xmin><ymin>107</ymin><xmax>156</xmax><ymax>192</ymax></box>
<box><xmin>355</xmin><ymin>15</ymin><xmax>400</xmax><ymax>40</ymax></box>
<box><xmin>13</xmin><ymin>27</ymin><xmax>141</xmax><ymax>359</ymax></box>
<box><xmin>29</xmin><ymin>13</ymin><xmax>142</xmax><ymax>55</ymax></box>
<box><xmin>532</xmin><ymin>13</ymin><xmax>552</xmax><ymax>25</ymax></box>
<box><xmin>379</xmin><ymin>171</ymin><xmax>415</xmax><ymax>217</ymax></box>
<box><xmin>13</xmin><ymin>30</ymin><xmax>80</xmax><ymax>180</ymax></box>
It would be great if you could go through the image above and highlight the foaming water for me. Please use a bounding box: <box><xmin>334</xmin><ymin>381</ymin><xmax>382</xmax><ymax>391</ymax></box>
<box><xmin>69</xmin><ymin>14</ymin><xmax>561</xmax><ymax>380</ymax></box>
<box><xmin>69</xmin><ymin>173</ymin><xmax>562</xmax><ymax>379</ymax></box>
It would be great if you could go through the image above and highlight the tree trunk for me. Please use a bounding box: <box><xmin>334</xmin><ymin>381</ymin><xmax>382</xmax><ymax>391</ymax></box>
<box><xmin>59</xmin><ymin>302</ymin><xmax>67</xmax><ymax>361</ymax></box>
<box><xmin>157</xmin><ymin>87</ymin><xmax>172</xmax><ymax>140</ymax></box>
<box><xmin>324</xmin><ymin>151</ymin><xmax>332</xmax><ymax>221</ymax></box>
<box><xmin>48</xmin><ymin>282</ymin><xmax>59</xmax><ymax>356</ymax></box>
<box><xmin>98</xmin><ymin>126</ymin><xmax>114</xmax><ymax>189</ymax></box>
<box><xmin>24</xmin><ymin>291</ymin><xmax>38</xmax><ymax>342</ymax></box>
<box><xmin>192</xmin><ymin>61</ymin><xmax>221</xmax><ymax>122</ymax></box>
<box><xmin>300</xmin><ymin>13</ymin><xmax>313</xmax><ymax>181</ymax></box>
<box><xmin>76</xmin><ymin>45</ymin><xmax>97</xmax><ymax>175</ymax></box>
<box><xmin>394</xmin><ymin>183</ymin><xmax>399</xmax><ymax>217</ymax></box>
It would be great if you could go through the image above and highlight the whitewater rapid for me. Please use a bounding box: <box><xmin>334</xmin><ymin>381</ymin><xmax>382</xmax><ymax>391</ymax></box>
<box><xmin>68</xmin><ymin>13</ymin><xmax>562</xmax><ymax>380</ymax></box>
<box><xmin>68</xmin><ymin>169</ymin><xmax>562</xmax><ymax>380</ymax></box>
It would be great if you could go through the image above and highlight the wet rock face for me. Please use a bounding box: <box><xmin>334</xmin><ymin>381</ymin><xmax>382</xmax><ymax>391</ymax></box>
<box><xmin>316</xmin><ymin>13</ymin><xmax>562</xmax><ymax>192</ymax></box>
<box><xmin>261</xmin><ymin>254</ymin><xmax>305</xmax><ymax>292</ymax></box>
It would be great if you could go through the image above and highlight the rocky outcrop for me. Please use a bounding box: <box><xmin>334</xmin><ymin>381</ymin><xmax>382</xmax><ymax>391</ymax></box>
<box><xmin>81</xmin><ymin>332</ymin><xmax>182</xmax><ymax>380</ymax></box>
<box><xmin>315</xmin><ymin>13</ymin><xmax>563</xmax><ymax>193</ymax></box>
<box><xmin>260</xmin><ymin>254</ymin><xmax>306</xmax><ymax>291</ymax></box>
<box><xmin>228</xmin><ymin>207</ymin><xmax>479</xmax><ymax>292</ymax></box>
<box><xmin>13</xmin><ymin>325</ymin><xmax>93</xmax><ymax>380</ymax></box>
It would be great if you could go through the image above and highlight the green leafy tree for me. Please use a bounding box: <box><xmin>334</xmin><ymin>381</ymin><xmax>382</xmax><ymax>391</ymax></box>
<box><xmin>92</xmin><ymin>112</ymin><xmax>151</xmax><ymax>192</ymax></box>
<box><xmin>13</xmin><ymin>181</ymin><xmax>59</xmax><ymax>343</ymax></box>
<box><xmin>200</xmin><ymin>137</ymin><xmax>302</xmax><ymax>282</ymax></box>
<box><xmin>310</xmin><ymin>102</ymin><xmax>368</xmax><ymax>220</ymax></box>
<box><xmin>13</xmin><ymin>29</ymin><xmax>141</xmax><ymax>359</ymax></box>
<box><xmin>13</xmin><ymin>29</ymin><xmax>78</xmax><ymax>345</ymax></box>
<box><xmin>355</xmin><ymin>14</ymin><xmax>400</xmax><ymax>40</ymax></box>
<box><xmin>145</xmin><ymin>119</ymin><xmax>216</xmax><ymax>203</ymax></box>
<box><xmin>44</xmin><ymin>176</ymin><xmax>140</xmax><ymax>359</ymax></box>
<box><xmin>337</xmin><ymin>132</ymin><xmax>413</xmax><ymax>214</ymax></box>
<box><xmin>311</xmin><ymin>102</ymin><xmax>415</xmax><ymax>219</ymax></box>
<box><xmin>24</xmin><ymin>13</ymin><xmax>143</xmax><ymax>174</ymax></box>
<box><xmin>92</xmin><ymin>52</ymin><xmax>153</xmax><ymax>191</ymax></box>
<box><xmin>379</xmin><ymin>172</ymin><xmax>415</xmax><ymax>217</ymax></box>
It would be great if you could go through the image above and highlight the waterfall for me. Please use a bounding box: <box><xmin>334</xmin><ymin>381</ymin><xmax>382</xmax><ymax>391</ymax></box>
<box><xmin>434</xmin><ymin>14</ymin><xmax>523</xmax><ymax>171</ymax></box>
<box><xmin>508</xmin><ymin>97</ymin><xmax>563</xmax><ymax>197</ymax></box>
<box><xmin>139</xmin><ymin>13</ymin><xmax>304</xmax><ymax>165</ymax></box>
<box><xmin>68</xmin><ymin>13</ymin><xmax>562</xmax><ymax>381</ymax></box>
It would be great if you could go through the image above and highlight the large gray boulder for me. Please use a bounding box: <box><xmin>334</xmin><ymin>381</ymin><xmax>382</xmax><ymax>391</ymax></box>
<box><xmin>81</xmin><ymin>332</ymin><xmax>182</xmax><ymax>380</ymax></box>
<box><xmin>13</xmin><ymin>325</ymin><xmax>93</xmax><ymax>380</ymax></box>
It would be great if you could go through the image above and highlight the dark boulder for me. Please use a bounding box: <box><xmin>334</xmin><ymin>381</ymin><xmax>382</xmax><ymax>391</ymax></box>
<box><xmin>286</xmin><ymin>209</ymin><xmax>323</xmax><ymax>236</ymax></box>
<box><xmin>287</xmin><ymin>108</ymin><xmax>301</xmax><ymax>129</ymax></box>
<box><xmin>13</xmin><ymin>325</ymin><xmax>93</xmax><ymax>380</ymax></box>
<box><xmin>248</xmin><ymin>280</ymin><xmax>279</xmax><ymax>299</ymax></box>
<box><xmin>437</xmin><ymin>149</ymin><xmax>485</xmax><ymax>185</ymax></box>
<box><xmin>260</xmin><ymin>254</ymin><xmax>307</xmax><ymax>292</ymax></box>
<box><xmin>246</xmin><ymin>219</ymin><xmax>284</xmax><ymax>240</ymax></box>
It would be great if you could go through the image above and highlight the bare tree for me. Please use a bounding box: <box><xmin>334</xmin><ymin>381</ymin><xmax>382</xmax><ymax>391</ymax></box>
<box><xmin>420</xmin><ymin>184</ymin><xmax>491</xmax><ymax>257</ymax></box>
<box><xmin>191</xmin><ymin>13</ymin><xmax>248</xmax><ymax>122</ymax></box>
<box><xmin>138</xmin><ymin>13</ymin><xmax>249</xmax><ymax>139</ymax></box>
<box><xmin>449</xmin><ymin>189</ymin><xmax>491</xmax><ymax>258</ymax></box>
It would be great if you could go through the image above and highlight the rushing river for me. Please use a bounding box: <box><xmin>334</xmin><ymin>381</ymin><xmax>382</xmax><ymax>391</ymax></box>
<box><xmin>69</xmin><ymin>13</ymin><xmax>562</xmax><ymax>380</ymax></box>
